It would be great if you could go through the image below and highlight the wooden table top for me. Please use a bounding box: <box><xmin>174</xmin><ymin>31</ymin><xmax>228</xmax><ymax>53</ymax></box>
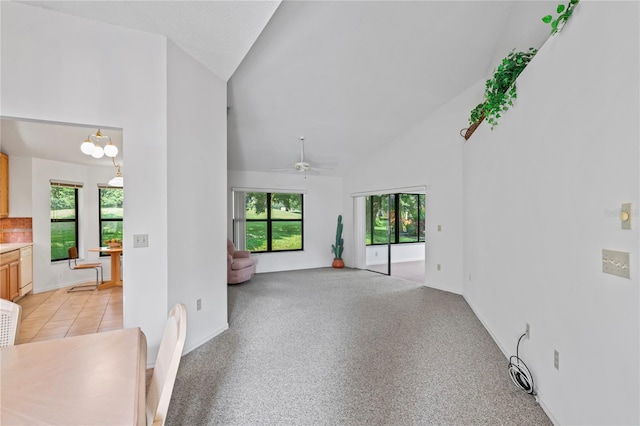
<box><xmin>1</xmin><ymin>328</ymin><xmax>147</xmax><ymax>425</ymax></box>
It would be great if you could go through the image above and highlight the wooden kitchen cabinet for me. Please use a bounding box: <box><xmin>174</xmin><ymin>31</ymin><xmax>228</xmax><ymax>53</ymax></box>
<box><xmin>0</xmin><ymin>250</ymin><xmax>20</xmax><ymax>301</ymax></box>
<box><xmin>0</xmin><ymin>153</ymin><xmax>8</xmax><ymax>218</ymax></box>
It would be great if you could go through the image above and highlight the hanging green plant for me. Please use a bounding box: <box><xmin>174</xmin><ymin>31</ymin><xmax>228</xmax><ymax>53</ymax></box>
<box><xmin>482</xmin><ymin>47</ymin><xmax>537</xmax><ymax>129</ymax></box>
<box><xmin>461</xmin><ymin>102</ymin><xmax>486</xmax><ymax>140</ymax></box>
<box><xmin>542</xmin><ymin>0</ymin><xmax>579</xmax><ymax>35</ymax></box>
<box><xmin>469</xmin><ymin>103</ymin><xmax>485</xmax><ymax>126</ymax></box>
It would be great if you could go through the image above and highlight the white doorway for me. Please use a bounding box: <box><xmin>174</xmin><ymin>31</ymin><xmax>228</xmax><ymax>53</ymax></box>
<box><xmin>352</xmin><ymin>186</ymin><xmax>426</xmax><ymax>284</ymax></box>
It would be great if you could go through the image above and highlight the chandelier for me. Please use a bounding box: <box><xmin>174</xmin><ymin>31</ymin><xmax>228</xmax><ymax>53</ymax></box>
<box><xmin>80</xmin><ymin>129</ymin><xmax>118</xmax><ymax>159</ymax></box>
<box><xmin>80</xmin><ymin>129</ymin><xmax>123</xmax><ymax>187</ymax></box>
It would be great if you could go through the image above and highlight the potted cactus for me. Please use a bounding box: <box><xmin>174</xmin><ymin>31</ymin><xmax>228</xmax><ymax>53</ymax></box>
<box><xmin>331</xmin><ymin>214</ymin><xmax>344</xmax><ymax>268</ymax></box>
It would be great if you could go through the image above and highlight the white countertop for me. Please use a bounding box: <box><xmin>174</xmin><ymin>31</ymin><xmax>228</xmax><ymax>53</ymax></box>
<box><xmin>0</xmin><ymin>242</ymin><xmax>33</xmax><ymax>254</ymax></box>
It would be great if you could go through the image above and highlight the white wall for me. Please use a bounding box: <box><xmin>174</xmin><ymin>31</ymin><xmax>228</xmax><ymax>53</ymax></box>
<box><xmin>29</xmin><ymin>158</ymin><xmax>115</xmax><ymax>291</ymax></box>
<box><xmin>463</xmin><ymin>3</ymin><xmax>639</xmax><ymax>425</ymax></box>
<box><xmin>167</xmin><ymin>41</ymin><xmax>229</xmax><ymax>352</ymax></box>
<box><xmin>366</xmin><ymin>243</ymin><xmax>424</xmax><ymax>266</ymax></box>
<box><xmin>0</xmin><ymin>2</ymin><xmax>232</xmax><ymax>362</ymax></box>
<box><xmin>341</xmin><ymin>89</ymin><xmax>467</xmax><ymax>295</ymax></box>
<box><xmin>8</xmin><ymin>155</ymin><xmax>32</xmax><ymax>217</ymax></box>
<box><xmin>228</xmin><ymin>171</ymin><xmax>343</xmax><ymax>272</ymax></box>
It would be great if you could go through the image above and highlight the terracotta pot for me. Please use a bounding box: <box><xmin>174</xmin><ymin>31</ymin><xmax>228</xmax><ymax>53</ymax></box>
<box><xmin>332</xmin><ymin>258</ymin><xmax>344</xmax><ymax>269</ymax></box>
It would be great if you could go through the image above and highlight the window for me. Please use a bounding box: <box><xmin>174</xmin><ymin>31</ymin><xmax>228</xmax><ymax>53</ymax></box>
<box><xmin>245</xmin><ymin>192</ymin><xmax>303</xmax><ymax>252</ymax></box>
<box><xmin>99</xmin><ymin>186</ymin><xmax>123</xmax><ymax>251</ymax></box>
<box><xmin>50</xmin><ymin>183</ymin><xmax>80</xmax><ymax>261</ymax></box>
<box><xmin>365</xmin><ymin>193</ymin><xmax>425</xmax><ymax>245</ymax></box>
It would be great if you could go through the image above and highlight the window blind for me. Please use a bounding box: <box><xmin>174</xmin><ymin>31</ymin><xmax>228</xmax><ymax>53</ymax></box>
<box><xmin>50</xmin><ymin>179</ymin><xmax>84</xmax><ymax>188</ymax></box>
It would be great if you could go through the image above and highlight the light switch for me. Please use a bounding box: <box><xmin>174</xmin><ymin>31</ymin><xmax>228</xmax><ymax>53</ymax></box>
<box><xmin>133</xmin><ymin>234</ymin><xmax>148</xmax><ymax>248</ymax></box>
<box><xmin>602</xmin><ymin>249</ymin><xmax>630</xmax><ymax>278</ymax></box>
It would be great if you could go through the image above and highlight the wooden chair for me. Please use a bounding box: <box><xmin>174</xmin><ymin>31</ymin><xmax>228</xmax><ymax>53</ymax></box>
<box><xmin>67</xmin><ymin>246</ymin><xmax>103</xmax><ymax>292</ymax></box>
<box><xmin>146</xmin><ymin>303</ymin><xmax>187</xmax><ymax>426</ymax></box>
<box><xmin>0</xmin><ymin>298</ymin><xmax>22</xmax><ymax>347</ymax></box>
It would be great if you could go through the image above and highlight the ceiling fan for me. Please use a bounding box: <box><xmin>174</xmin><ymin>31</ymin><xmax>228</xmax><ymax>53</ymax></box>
<box><xmin>271</xmin><ymin>136</ymin><xmax>331</xmax><ymax>175</ymax></box>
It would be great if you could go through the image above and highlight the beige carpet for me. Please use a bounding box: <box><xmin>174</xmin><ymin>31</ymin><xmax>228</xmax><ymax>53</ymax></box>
<box><xmin>367</xmin><ymin>260</ymin><xmax>425</xmax><ymax>284</ymax></box>
<box><xmin>167</xmin><ymin>268</ymin><xmax>550</xmax><ymax>425</ymax></box>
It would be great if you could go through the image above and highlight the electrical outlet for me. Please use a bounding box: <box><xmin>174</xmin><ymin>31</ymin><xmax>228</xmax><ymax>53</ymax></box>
<box><xmin>554</xmin><ymin>350</ymin><xmax>559</xmax><ymax>370</ymax></box>
<box><xmin>197</xmin><ymin>298</ymin><xmax>202</xmax><ymax>311</ymax></box>
<box><xmin>133</xmin><ymin>234</ymin><xmax>149</xmax><ymax>248</ymax></box>
<box><xmin>526</xmin><ymin>323</ymin><xmax>530</xmax><ymax>339</ymax></box>
<box><xmin>602</xmin><ymin>249</ymin><xmax>630</xmax><ymax>278</ymax></box>
<box><xmin>437</xmin><ymin>264</ymin><xmax>441</xmax><ymax>271</ymax></box>
<box><xmin>437</xmin><ymin>225</ymin><xmax>442</xmax><ymax>232</ymax></box>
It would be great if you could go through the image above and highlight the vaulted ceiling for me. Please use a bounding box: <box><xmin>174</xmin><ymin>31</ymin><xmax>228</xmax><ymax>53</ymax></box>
<box><xmin>6</xmin><ymin>1</ymin><xmax>556</xmax><ymax>176</ymax></box>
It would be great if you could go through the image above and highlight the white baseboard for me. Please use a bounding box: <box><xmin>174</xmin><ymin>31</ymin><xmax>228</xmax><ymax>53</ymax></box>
<box><xmin>146</xmin><ymin>323</ymin><xmax>229</xmax><ymax>369</ymax></box>
<box><xmin>183</xmin><ymin>323</ymin><xmax>229</xmax><ymax>356</ymax></box>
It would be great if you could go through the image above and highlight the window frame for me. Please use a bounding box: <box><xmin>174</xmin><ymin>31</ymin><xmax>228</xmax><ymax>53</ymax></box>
<box><xmin>366</xmin><ymin>193</ymin><xmax>425</xmax><ymax>246</ymax></box>
<box><xmin>245</xmin><ymin>192</ymin><xmax>304</xmax><ymax>253</ymax></box>
<box><xmin>98</xmin><ymin>186</ymin><xmax>124</xmax><ymax>256</ymax></box>
<box><xmin>50</xmin><ymin>184</ymin><xmax>79</xmax><ymax>262</ymax></box>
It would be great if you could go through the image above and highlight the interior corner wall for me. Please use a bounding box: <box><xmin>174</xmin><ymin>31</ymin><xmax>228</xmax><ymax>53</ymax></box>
<box><xmin>30</xmin><ymin>158</ymin><xmax>117</xmax><ymax>292</ymax></box>
<box><xmin>227</xmin><ymin>170</ymin><xmax>343</xmax><ymax>272</ymax></box>
<box><xmin>1</xmin><ymin>2</ymin><xmax>169</xmax><ymax>362</ymax></box>
<box><xmin>341</xmin><ymin>87</ymin><xmax>468</xmax><ymax>295</ymax></box>
<box><xmin>463</xmin><ymin>3</ymin><xmax>639</xmax><ymax>425</ymax></box>
<box><xmin>167</xmin><ymin>41</ymin><xmax>229</xmax><ymax>352</ymax></box>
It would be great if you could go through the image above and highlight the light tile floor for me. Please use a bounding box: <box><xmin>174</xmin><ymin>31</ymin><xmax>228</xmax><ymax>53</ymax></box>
<box><xmin>15</xmin><ymin>284</ymin><xmax>123</xmax><ymax>344</ymax></box>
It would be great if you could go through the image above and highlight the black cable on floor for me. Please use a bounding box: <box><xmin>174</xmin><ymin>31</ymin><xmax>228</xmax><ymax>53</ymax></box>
<box><xmin>508</xmin><ymin>333</ymin><xmax>535</xmax><ymax>395</ymax></box>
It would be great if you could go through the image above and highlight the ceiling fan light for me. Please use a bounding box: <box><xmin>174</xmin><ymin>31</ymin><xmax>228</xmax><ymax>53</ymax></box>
<box><xmin>295</xmin><ymin>162</ymin><xmax>310</xmax><ymax>172</ymax></box>
<box><xmin>80</xmin><ymin>139</ymin><xmax>95</xmax><ymax>155</ymax></box>
<box><xmin>91</xmin><ymin>144</ymin><xmax>104</xmax><ymax>158</ymax></box>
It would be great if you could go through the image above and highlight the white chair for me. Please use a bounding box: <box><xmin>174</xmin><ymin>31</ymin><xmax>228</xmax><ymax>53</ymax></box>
<box><xmin>146</xmin><ymin>303</ymin><xmax>187</xmax><ymax>426</ymax></box>
<box><xmin>0</xmin><ymin>298</ymin><xmax>22</xmax><ymax>347</ymax></box>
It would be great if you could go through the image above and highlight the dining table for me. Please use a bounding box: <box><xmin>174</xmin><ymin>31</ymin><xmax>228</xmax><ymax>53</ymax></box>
<box><xmin>89</xmin><ymin>246</ymin><xmax>123</xmax><ymax>289</ymax></box>
<box><xmin>0</xmin><ymin>327</ymin><xmax>147</xmax><ymax>425</ymax></box>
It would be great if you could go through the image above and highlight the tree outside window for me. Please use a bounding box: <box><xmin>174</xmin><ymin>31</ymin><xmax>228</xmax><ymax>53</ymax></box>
<box><xmin>50</xmin><ymin>185</ymin><xmax>78</xmax><ymax>261</ymax></box>
<box><xmin>366</xmin><ymin>193</ymin><xmax>425</xmax><ymax>245</ymax></box>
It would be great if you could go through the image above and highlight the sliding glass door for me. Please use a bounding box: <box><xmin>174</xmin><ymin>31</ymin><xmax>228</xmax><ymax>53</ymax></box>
<box><xmin>365</xmin><ymin>194</ymin><xmax>391</xmax><ymax>275</ymax></box>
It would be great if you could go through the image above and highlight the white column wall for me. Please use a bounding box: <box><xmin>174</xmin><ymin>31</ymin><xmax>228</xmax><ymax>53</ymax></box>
<box><xmin>167</xmin><ymin>40</ymin><xmax>229</xmax><ymax>352</ymax></box>
<box><xmin>1</xmin><ymin>2</ymin><xmax>169</xmax><ymax>360</ymax></box>
<box><xmin>463</xmin><ymin>3</ymin><xmax>639</xmax><ymax>424</ymax></box>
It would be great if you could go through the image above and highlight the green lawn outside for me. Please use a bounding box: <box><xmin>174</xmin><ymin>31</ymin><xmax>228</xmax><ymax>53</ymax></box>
<box><xmin>51</xmin><ymin>208</ymin><xmax>75</xmax><ymax>220</ymax></box>
<box><xmin>101</xmin><ymin>207</ymin><xmax>123</xmax><ymax>219</ymax></box>
<box><xmin>51</xmin><ymin>222</ymin><xmax>76</xmax><ymax>260</ymax></box>
<box><xmin>246</xmin><ymin>221</ymin><xmax>302</xmax><ymax>251</ymax></box>
<box><xmin>101</xmin><ymin>221</ymin><xmax>123</xmax><ymax>243</ymax></box>
<box><xmin>246</xmin><ymin>209</ymin><xmax>302</xmax><ymax>220</ymax></box>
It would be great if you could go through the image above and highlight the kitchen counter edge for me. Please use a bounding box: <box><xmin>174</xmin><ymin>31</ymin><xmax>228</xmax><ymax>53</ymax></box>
<box><xmin>0</xmin><ymin>243</ymin><xmax>33</xmax><ymax>254</ymax></box>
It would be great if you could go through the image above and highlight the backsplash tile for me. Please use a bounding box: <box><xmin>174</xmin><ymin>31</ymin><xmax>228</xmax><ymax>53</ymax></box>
<box><xmin>0</xmin><ymin>217</ymin><xmax>33</xmax><ymax>243</ymax></box>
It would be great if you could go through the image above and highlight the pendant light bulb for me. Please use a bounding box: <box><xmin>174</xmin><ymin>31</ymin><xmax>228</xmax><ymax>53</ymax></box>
<box><xmin>91</xmin><ymin>144</ymin><xmax>104</xmax><ymax>158</ymax></box>
<box><xmin>103</xmin><ymin>141</ymin><xmax>118</xmax><ymax>157</ymax></box>
<box><xmin>80</xmin><ymin>137</ymin><xmax>95</xmax><ymax>155</ymax></box>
